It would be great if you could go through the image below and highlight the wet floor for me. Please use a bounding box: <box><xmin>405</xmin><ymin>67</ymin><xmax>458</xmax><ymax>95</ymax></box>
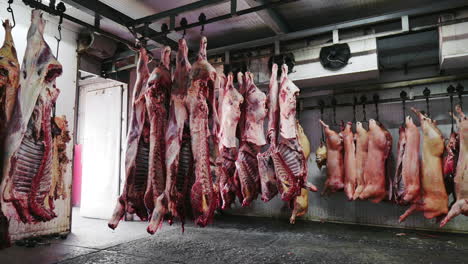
<box><xmin>1</xmin><ymin>208</ymin><xmax>467</xmax><ymax>264</ymax></box>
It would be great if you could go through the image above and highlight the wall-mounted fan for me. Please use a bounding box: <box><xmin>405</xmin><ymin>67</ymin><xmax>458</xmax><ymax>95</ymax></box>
<box><xmin>319</xmin><ymin>43</ymin><xmax>351</xmax><ymax>70</ymax></box>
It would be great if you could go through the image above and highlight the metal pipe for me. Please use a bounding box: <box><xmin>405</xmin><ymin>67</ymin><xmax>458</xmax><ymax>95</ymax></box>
<box><xmin>304</xmin><ymin>91</ymin><xmax>468</xmax><ymax>110</ymax></box>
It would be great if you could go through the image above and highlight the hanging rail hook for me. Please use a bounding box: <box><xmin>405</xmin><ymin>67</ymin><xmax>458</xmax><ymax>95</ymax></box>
<box><xmin>456</xmin><ymin>83</ymin><xmax>464</xmax><ymax>110</ymax></box>
<box><xmin>352</xmin><ymin>96</ymin><xmax>357</xmax><ymax>123</ymax></box>
<box><xmin>373</xmin><ymin>94</ymin><xmax>380</xmax><ymax>122</ymax></box>
<box><xmin>423</xmin><ymin>87</ymin><xmax>431</xmax><ymax>117</ymax></box>
<box><xmin>447</xmin><ymin>85</ymin><xmax>455</xmax><ymax>133</ymax></box>
<box><xmin>180</xmin><ymin>17</ymin><xmax>188</xmax><ymax>38</ymax></box>
<box><xmin>331</xmin><ymin>97</ymin><xmax>337</xmax><ymax>126</ymax></box>
<box><xmin>360</xmin><ymin>95</ymin><xmax>367</xmax><ymax>123</ymax></box>
<box><xmin>318</xmin><ymin>99</ymin><xmax>325</xmax><ymax>142</ymax></box>
<box><xmin>199</xmin><ymin>13</ymin><xmax>206</xmax><ymax>35</ymax></box>
<box><xmin>7</xmin><ymin>0</ymin><xmax>16</xmax><ymax>28</ymax></box>
<box><xmin>54</xmin><ymin>2</ymin><xmax>66</xmax><ymax>59</ymax></box>
<box><xmin>400</xmin><ymin>90</ymin><xmax>407</xmax><ymax>125</ymax></box>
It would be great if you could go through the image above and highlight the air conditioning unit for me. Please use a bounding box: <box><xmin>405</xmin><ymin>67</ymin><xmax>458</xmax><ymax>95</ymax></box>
<box><xmin>288</xmin><ymin>37</ymin><xmax>379</xmax><ymax>87</ymax></box>
<box><xmin>439</xmin><ymin>15</ymin><xmax>468</xmax><ymax>70</ymax></box>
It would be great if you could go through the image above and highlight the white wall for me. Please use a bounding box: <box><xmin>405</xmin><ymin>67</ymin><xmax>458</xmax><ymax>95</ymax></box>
<box><xmin>0</xmin><ymin>2</ymin><xmax>79</xmax><ymax>240</ymax></box>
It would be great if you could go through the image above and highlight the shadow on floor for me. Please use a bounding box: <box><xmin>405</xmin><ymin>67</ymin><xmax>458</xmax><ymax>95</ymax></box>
<box><xmin>0</xmin><ymin>207</ymin><xmax>467</xmax><ymax>264</ymax></box>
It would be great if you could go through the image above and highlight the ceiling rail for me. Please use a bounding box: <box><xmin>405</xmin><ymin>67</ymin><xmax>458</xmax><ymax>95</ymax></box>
<box><xmin>207</xmin><ymin>0</ymin><xmax>468</xmax><ymax>55</ymax></box>
<box><xmin>140</xmin><ymin>0</ymin><xmax>298</xmax><ymax>40</ymax></box>
<box><xmin>132</xmin><ymin>0</ymin><xmax>230</xmax><ymax>27</ymax></box>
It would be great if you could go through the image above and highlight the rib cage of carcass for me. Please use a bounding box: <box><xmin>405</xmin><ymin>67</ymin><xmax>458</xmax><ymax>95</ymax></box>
<box><xmin>1</xmin><ymin>10</ymin><xmax>70</xmax><ymax>224</ymax></box>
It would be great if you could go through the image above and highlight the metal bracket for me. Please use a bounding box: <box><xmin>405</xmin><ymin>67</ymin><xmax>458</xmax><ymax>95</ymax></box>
<box><xmin>231</xmin><ymin>0</ymin><xmax>237</xmax><ymax>16</ymax></box>
<box><xmin>333</xmin><ymin>29</ymin><xmax>339</xmax><ymax>44</ymax></box>
<box><xmin>401</xmin><ymin>15</ymin><xmax>409</xmax><ymax>32</ymax></box>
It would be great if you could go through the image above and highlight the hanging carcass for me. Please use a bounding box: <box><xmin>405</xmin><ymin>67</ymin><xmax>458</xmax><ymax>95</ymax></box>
<box><xmin>163</xmin><ymin>38</ymin><xmax>193</xmax><ymax>231</ymax></box>
<box><xmin>108</xmin><ymin>48</ymin><xmax>151</xmax><ymax>229</ymax></box>
<box><xmin>271</xmin><ymin>64</ymin><xmax>317</xmax><ymax>201</ymax></box>
<box><xmin>187</xmin><ymin>36</ymin><xmax>218</xmax><ymax>227</ymax></box>
<box><xmin>234</xmin><ymin>72</ymin><xmax>267</xmax><ymax>207</ymax></box>
<box><xmin>0</xmin><ymin>19</ymin><xmax>19</xmax><ymax>249</ymax></box>
<box><xmin>1</xmin><ymin>10</ymin><xmax>63</xmax><ymax>223</ymax></box>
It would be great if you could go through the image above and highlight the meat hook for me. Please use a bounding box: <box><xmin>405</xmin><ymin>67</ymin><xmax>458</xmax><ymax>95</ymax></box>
<box><xmin>318</xmin><ymin>99</ymin><xmax>325</xmax><ymax>141</ymax></box>
<box><xmin>373</xmin><ymin>94</ymin><xmax>380</xmax><ymax>121</ymax></box>
<box><xmin>331</xmin><ymin>97</ymin><xmax>337</xmax><ymax>126</ymax></box>
<box><xmin>423</xmin><ymin>87</ymin><xmax>431</xmax><ymax>117</ymax></box>
<box><xmin>54</xmin><ymin>2</ymin><xmax>66</xmax><ymax>59</ymax></box>
<box><xmin>199</xmin><ymin>13</ymin><xmax>206</xmax><ymax>34</ymax></box>
<box><xmin>360</xmin><ymin>95</ymin><xmax>367</xmax><ymax>123</ymax></box>
<box><xmin>400</xmin><ymin>90</ymin><xmax>407</xmax><ymax>125</ymax></box>
<box><xmin>447</xmin><ymin>85</ymin><xmax>455</xmax><ymax>133</ymax></box>
<box><xmin>180</xmin><ymin>17</ymin><xmax>188</xmax><ymax>38</ymax></box>
<box><xmin>7</xmin><ymin>0</ymin><xmax>16</xmax><ymax>28</ymax></box>
<box><xmin>352</xmin><ymin>96</ymin><xmax>357</xmax><ymax>123</ymax></box>
<box><xmin>456</xmin><ymin>83</ymin><xmax>464</xmax><ymax>110</ymax></box>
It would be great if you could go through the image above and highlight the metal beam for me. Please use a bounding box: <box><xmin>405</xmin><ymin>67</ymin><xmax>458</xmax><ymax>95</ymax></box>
<box><xmin>207</xmin><ymin>0</ymin><xmax>468</xmax><ymax>55</ymax></box>
<box><xmin>244</xmin><ymin>0</ymin><xmax>291</xmax><ymax>34</ymax></box>
<box><xmin>143</xmin><ymin>0</ymin><xmax>298</xmax><ymax>40</ymax></box>
<box><xmin>22</xmin><ymin>0</ymin><xmax>134</xmax><ymax>46</ymax></box>
<box><xmin>63</xmin><ymin>0</ymin><xmax>177</xmax><ymax>48</ymax></box>
<box><xmin>132</xmin><ymin>0</ymin><xmax>230</xmax><ymax>26</ymax></box>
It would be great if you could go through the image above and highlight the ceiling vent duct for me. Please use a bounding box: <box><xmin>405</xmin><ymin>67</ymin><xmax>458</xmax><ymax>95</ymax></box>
<box><xmin>78</xmin><ymin>30</ymin><xmax>118</xmax><ymax>60</ymax></box>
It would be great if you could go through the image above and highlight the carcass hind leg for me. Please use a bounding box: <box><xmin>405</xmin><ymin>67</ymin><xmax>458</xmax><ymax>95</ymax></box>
<box><xmin>399</xmin><ymin>201</ymin><xmax>423</xmax><ymax>223</ymax></box>
<box><xmin>108</xmin><ymin>196</ymin><xmax>126</xmax><ymax>229</ymax></box>
<box><xmin>353</xmin><ymin>184</ymin><xmax>364</xmax><ymax>200</ymax></box>
<box><xmin>147</xmin><ymin>193</ymin><xmax>168</xmax><ymax>234</ymax></box>
<box><xmin>440</xmin><ymin>199</ymin><xmax>468</xmax><ymax>227</ymax></box>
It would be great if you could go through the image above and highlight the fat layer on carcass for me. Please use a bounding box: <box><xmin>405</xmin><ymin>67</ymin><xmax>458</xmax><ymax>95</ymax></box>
<box><xmin>319</xmin><ymin>120</ymin><xmax>345</xmax><ymax>195</ymax></box>
<box><xmin>341</xmin><ymin>122</ymin><xmax>357</xmax><ymax>200</ymax></box>
<box><xmin>358</xmin><ymin>119</ymin><xmax>392</xmax><ymax>203</ymax></box>
<box><xmin>0</xmin><ymin>19</ymin><xmax>19</xmax><ymax>249</ymax></box>
<box><xmin>145</xmin><ymin>46</ymin><xmax>172</xmax><ymax>234</ymax></box>
<box><xmin>352</xmin><ymin>122</ymin><xmax>368</xmax><ymax>200</ymax></box>
<box><xmin>290</xmin><ymin>122</ymin><xmax>310</xmax><ymax>224</ymax></box>
<box><xmin>2</xmin><ymin>10</ymin><xmax>63</xmax><ymax>224</ymax></box>
<box><xmin>187</xmin><ymin>36</ymin><xmax>218</xmax><ymax>227</ymax></box>
<box><xmin>108</xmin><ymin>48</ymin><xmax>150</xmax><ymax>230</ymax></box>
<box><xmin>400</xmin><ymin>108</ymin><xmax>448</xmax><ymax>222</ymax></box>
<box><xmin>441</xmin><ymin>105</ymin><xmax>468</xmax><ymax>227</ymax></box>
<box><xmin>391</xmin><ymin>116</ymin><xmax>420</xmax><ymax>205</ymax></box>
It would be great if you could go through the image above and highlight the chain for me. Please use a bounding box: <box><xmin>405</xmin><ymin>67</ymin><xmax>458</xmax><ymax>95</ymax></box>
<box><xmin>54</xmin><ymin>2</ymin><xmax>66</xmax><ymax>59</ymax></box>
<box><xmin>456</xmin><ymin>83</ymin><xmax>464</xmax><ymax>110</ymax></box>
<box><xmin>447</xmin><ymin>85</ymin><xmax>455</xmax><ymax>133</ymax></box>
<box><xmin>352</xmin><ymin>96</ymin><xmax>357</xmax><ymax>123</ymax></box>
<box><xmin>331</xmin><ymin>97</ymin><xmax>337</xmax><ymax>125</ymax></box>
<box><xmin>319</xmin><ymin>100</ymin><xmax>325</xmax><ymax>141</ymax></box>
<box><xmin>7</xmin><ymin>0</ymin><xmax>16</xmax><ymax>28</ymax></box>
<box><xmin>360</xmin><ymin>95</ymin><xmax>367</xmax><ymax>122</ymax></box>
<box><xmin>423</xmin><ymin>87</ymin><xmax>431</xmax><ymax>117</ymax></box>
<box><xmin>373</xmin><ymin>94</ymin><xmax>379</xmax><ymax>121</ymax></box>
<box><xmin>400</xmin><ymin>90</ymin><xmax>407</xmax><ymax>125</ymax></box>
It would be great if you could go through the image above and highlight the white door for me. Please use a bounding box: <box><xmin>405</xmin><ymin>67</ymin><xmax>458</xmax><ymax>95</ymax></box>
<box><xmin>80</xmin><ymin>85</ymin><xmax>123</xmax><ymax>219</ymax></box>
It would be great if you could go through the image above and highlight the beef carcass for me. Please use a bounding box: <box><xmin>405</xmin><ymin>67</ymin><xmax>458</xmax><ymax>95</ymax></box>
<box><xmin>1</xmin><ymin>10</ymin><xmax>63</xmax><ymax>223</ymax></box>
<box><xmin>0</xmin><ymin>19</ymin><xmax>19</xmax><ymax>249</ymax></box>
<box><xmin>400</xmin><ymin>108</ymin><xmax>448</xmax><ymax>222</ymax></box>
<box><xmin>49</xmin><ymin>116</ymin><xmax>71</xmax><ymax>203</ymax></box>
<box><xmin>352</xmin><ymin>122</ymin><xmax>368</xmax><ymax>200</ymax></box>
<box><xmin>315</xmin><ymin>142</ymin><xmax>327</xmax><ymax>170</ymax></box>
<box><xmin>163</xmin><ymin>38</ymin><xmax>193</xmax><ymax>231</ymax></box>
<box><xmin>359</xmin><ymin>119</ymin><xmax>392</xmax><ymax>203</ymax></box>
<box><xmin>443</xmin><ymin>132</ymin><xmax>458</xmax><ymax>198</ymax></box>
<box><xmin>441</xmin><ymin>105</ymin><xmax>468</xmax><ymax>226</ymax></box>
<box><xmin>391</xmin><ymin>116</ymin><xmax>420</xmax><ymax>205</ymax></box>
<box><xmin>187</xmin><ymin>36</ymin><xmax>217</xmax><ymax>227</ymax></box>
<box><xmin>145</xmin><ymin>46</ymin><xmax>172</xmax><ymax>234</ymax></box>
<box><xmin>217</xmin><ymin>73</ymin><xmax>243</xmax><ymax>209</ymax></box>
<box><xmin>108</xmin><ymin>48</ymin><xmax>150</xmax><ymax>229</ymax></box>
<box><xmin>290</xmin><ymin>122</ymin><xmax>310</xmax><ymax>224</ymax></box>
<box><xmin>341</xmin><ymin>122</ymin><xmax>357</xmax><ymax>200</ymax></box>
<box><xmin>319</xmin><ymin>120</ymin><xmax>344</xmax><ymax>195</ymax></box>
<box><xmin>235</xmin><ymin>72</ymin><xmax>267</xmax><ymax>207</ymax></box>
<box><xmin>271</xmin><ymin>64</ymin><xmax>317</xmax><ymax>201</ymax></box>
<box><xmin>257</xmin><ymin>64</ymin><xmax>279</xmax><ymax>202</ymax></box>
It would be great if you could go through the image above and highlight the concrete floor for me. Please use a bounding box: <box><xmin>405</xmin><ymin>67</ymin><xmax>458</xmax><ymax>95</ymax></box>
<box><xmin>1</xmin><ymin>208</ymin><xmax>468</xmax><ymax>264</ymax></box>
